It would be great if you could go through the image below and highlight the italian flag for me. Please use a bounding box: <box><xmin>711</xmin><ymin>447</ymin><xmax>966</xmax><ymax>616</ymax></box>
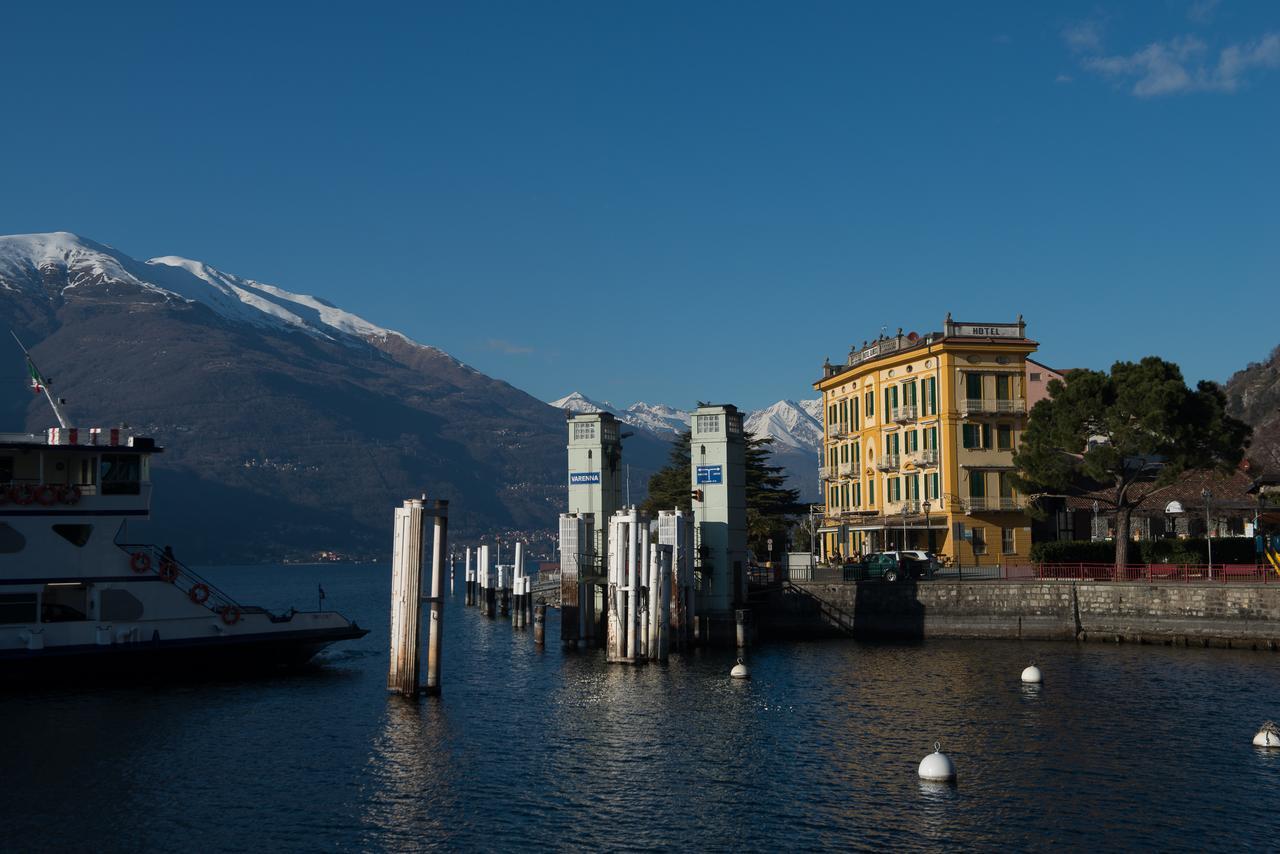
<box><xmin>27</xmin><ymin>360</ymin><xmax>43</xmax><ymax>394</ymax></box>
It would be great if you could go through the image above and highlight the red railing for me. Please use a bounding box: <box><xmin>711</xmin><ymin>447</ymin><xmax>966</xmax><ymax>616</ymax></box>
<box><xmin>1017</xmin><ymin>562</ymin><xmax>1279</xmax><ymax>583</ymax></box>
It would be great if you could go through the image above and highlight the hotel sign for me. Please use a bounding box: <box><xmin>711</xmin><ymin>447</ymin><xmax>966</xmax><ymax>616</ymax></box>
<box><xmin>955</xmin><ymin>324</ymin><xmax>1020</xmax><ymax>338</ymax></box>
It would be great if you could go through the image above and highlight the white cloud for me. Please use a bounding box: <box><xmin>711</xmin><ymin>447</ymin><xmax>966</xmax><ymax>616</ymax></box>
<box><xmin>1055</xmin><ymin>73</ymin><xmax>1074</xmax><ymax>84</ymax></box>
<box><xmin>1071</xmin><ymin>27</ymin><xmax>1280</xmax><ymax>96</ymax></box>
<box><xmin>486</xmin><ymin>338</ymin><xmax>535</xmax><ymax>356</ymax></box>
<box><xmin>1063</xmin><ymin>20</ymin><xmax>1104</xmax><ymax>54</ymax></box>
<box><xmin>1188</xmin><ymin>0</ymin><xmax>1222</xmax><ymax>24</ymax></box>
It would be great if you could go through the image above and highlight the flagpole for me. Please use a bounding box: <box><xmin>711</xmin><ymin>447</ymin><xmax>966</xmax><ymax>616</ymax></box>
<box><xmin>10</xmin><ymin>331</ymin><xmax>69</xmax><ymax>428</ymax></box>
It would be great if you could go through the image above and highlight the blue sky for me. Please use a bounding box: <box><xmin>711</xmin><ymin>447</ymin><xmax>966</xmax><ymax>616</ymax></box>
<box><xmin>2</xmin><ymin>1</ymin><xmax>1277</xmax><ymax>410</ymax></box>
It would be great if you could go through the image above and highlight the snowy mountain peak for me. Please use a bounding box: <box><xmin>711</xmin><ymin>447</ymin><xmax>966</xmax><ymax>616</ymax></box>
<box><xmin>0</xmin><ymin>232</ymin><xmax>449</xmax><ymax>358</ymax></box>
<box><xmin>548</xmin><ymin>392</ymin><xmax>823</xmax><ymax>451</ymax></box>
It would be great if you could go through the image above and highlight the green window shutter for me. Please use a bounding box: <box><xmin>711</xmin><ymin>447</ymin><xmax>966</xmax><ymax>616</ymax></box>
<box><xmin>966</xmin><ymin>372</ymin><xmax>983</xmax><ymax>400</ymax></box>
<box><xmin>853</xmin><ymin>397</ymin><xmax>859</xmax><ymax>430</ymax></box>
<box><xmin>962</xmin><ymin>424</ymin><xmax>978</xmax><ymax>448</ymax></box>
<box><xmin>969</xmin><ymin>472</ymin><xmax>986</xmax><ymax>498</ymax></box>
<box><xmin>996</xmin><ymin>375</ymin><xmax>1011</xmax><ymax>401</ymax></box>
<box><xmin>981</xmin><ymin>423</ymin><xmax>992</xmax><ymax>448</ymax></box>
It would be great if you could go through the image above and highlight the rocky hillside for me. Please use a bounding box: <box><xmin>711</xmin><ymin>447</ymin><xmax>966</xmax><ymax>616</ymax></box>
<box><xmin>1226</xmin><ymin>344</ymin><xmax>1280</xmax><ymax>473</ymax></box>
<box><xmin>0</xmin><ymin>232</ymin><xmax>663</xmax><ymax>563</ymax></box>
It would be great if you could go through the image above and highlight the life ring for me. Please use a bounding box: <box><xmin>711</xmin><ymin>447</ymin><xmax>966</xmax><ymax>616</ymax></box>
<box><xmin>59</xmin><ymin>485</ymin><xmax>82</xmax><ymax>505</ymax></box>
<box><xmin>130</xmin><ymin>552</ymin><xmax>152</xmax><ymax>574</ymax></box>
<box><xmin>158</xmin><ymin>559</ymin><xmax>179</xmax><ymax>583</ymax></box>
<box><xmin>220</xmin><ymin>606</ymin><xmax>241</xmax><ymax>625</ymax></box>
<box><xmin>189</xmin><ymin>583</ymin><xmax>211</xmax><ymax>605</ymax></box>
<box><xmin>34</xmin><ymin>485</ymin><xmax>57</xmax><ymax>506</ymax></box>
<box><xmin>11</xmin><ymin>484</ymin><xmax>34</xmax><ymax>505</ymax></box>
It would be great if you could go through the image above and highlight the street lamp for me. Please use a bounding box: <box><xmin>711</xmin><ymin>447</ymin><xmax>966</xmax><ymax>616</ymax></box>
<box><xmin>1202</xmin><ymin>488</ymin><xmax>1213</xmax><ymax>579</ymax></box>
<box><xmin>1092</xmin><ymin>500</ymin><xmax>1100</xmax><ymax>542</ymax></box>
<box><xmin>901</xmin><ymin>503</ymin><xmax>909</xmax><ymax>551</ymax></box>
<box><xmin>922</xmin><ymin>499</ymin><xmax>933</xmax><ymax>554</ymax></box>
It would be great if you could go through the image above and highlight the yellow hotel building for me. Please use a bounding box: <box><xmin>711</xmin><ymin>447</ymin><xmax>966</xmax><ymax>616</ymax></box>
<box><xmin>812</xmin><ymin>314</ymin><xmax>1038</xmax><ymax>567</ymax></box>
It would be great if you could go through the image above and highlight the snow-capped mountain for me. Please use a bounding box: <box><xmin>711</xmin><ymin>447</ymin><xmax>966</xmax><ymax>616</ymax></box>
<box><xmin>548</xmin><ymin>393</ymin><xmax>822</xmax><ymax>452</ymax></box>
<box><xmin>0</xmin><ymin>231</ymin><xmax>462</xmax><ymax>363</ymax></box>
<box><xmin>0</xmin><ymin>231</ymin><xmax>675</xmax><ymax>561</ymax></box>
<box><xmin>744</xmin><ymin>399</ymin><xmax>824</xmax><ymax>452</ymax></box>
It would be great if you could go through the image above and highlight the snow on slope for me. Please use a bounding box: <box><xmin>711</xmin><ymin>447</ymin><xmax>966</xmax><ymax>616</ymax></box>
<box><xmin>0</xmin><ymin>232</ymin><xmax>463</xmax><ymax>363</ymax></box>
<box><xmin>549</xmin><ymin>392</ymin><xmax>823</xmax><ymax>451</ymax></box>
<box><xmin>744</xmin><ymin>399</ymin><xmax>823</xmax><ymax>452</ymax></box>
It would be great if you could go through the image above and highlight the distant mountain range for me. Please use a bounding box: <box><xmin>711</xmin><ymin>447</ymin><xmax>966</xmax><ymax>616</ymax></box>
<box><xmin>1226</xmin><ymin>345</ymin><xmax>1280</xmax><ymax>475</ymax></box>
<box><xmin>549</xmin><ymin>392</ymin><xmax>822</xmax><ymax>500</ymax></box>
<box><xmin>0</xmin><ymin>232</ymin><xmax>674</xmax><ymax>563</ymax></box>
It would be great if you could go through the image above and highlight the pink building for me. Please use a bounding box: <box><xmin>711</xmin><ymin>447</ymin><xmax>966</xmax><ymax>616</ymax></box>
<box><xmin>1025</xmin><ymin>358</ymin><xmax>1066</xmax><ymax>409</ymax></box>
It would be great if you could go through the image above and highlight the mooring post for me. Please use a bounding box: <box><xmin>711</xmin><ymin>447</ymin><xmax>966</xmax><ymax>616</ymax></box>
<box><xmin>425</xmin><ymin>499</ymin><xmax>448</xmax><ymax>694</ymax></box>
<box><xmin>735</xmin><ymin>608</ymin><xmax>749</xmax><ymax>649</ymax></box>
<box><xmin>479</xmin><ymin>545</ymin><xmax>491</xmax><ymax>616</ymax></box>
<box><xmin>534</xmin><ymin>597</ymin><xmax>546</xmax><ymax>646</ymax></box>
<box><xmin>464</xmin><ymin>547</ymin><xmax>473</xmax><ymax>606</ymax></box>
<box><xmin>657</xmin><ymin>544</ymin><xmax>672</xmax><ymax>662</ymax></box>
<box><xmin>388</xmin><ymin>497</ymin><xmax>427</xmax><ymax>697</ymax></box>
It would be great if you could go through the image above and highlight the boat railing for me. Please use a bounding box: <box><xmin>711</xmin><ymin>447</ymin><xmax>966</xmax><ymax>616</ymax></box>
<box><xmin>115</xmin><ymin>542</ymin><xmax>249</xmax><ymax>617</ymax></box>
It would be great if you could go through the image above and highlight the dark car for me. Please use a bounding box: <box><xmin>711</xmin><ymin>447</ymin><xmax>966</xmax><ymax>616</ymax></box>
<box><xmin>844</xmin><ymin>551</ymin><xmax>934</xmax><ymax>582</ymax></box>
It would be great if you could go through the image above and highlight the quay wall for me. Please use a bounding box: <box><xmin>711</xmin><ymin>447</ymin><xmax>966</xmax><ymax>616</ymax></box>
<box><xmin>769</xmin><ymin>580</ymin><xmax>1280</xmax><ymax>649</ymax></box>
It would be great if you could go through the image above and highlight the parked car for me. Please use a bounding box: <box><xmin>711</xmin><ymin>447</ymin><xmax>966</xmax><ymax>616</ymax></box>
<box><xmin>845</xmin><ymin>551</ymin><xmax>936</xmax><ymax>582</ymax></box>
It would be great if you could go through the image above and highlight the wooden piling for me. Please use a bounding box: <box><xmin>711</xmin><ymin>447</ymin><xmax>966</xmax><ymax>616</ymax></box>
<box><xmin>388</xmin><ymin>497</ymin><xmax>447</xmax><ymax>697</ymax></box>
<box><xmin>425</xmin><ymin>500</ymin><xmax>448</xmax><ymax>694</ymax></box>
<box><xmin>534</xmin><ymin>598</ymin><xmax>546</xmax><ymax>645</ymax></box>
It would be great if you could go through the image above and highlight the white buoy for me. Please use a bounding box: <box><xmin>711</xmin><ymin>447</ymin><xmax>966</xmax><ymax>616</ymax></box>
<box><xmin>730</xmin><ymin>658</ymin><xmax>750</xmax><ymax>679</ymax></box>
<box><xmin>1021</xmin><ymin>663</ymin><xmax>1042</xmax><ymax>684</ymax></box>
<box><xmin>918</xmin><ymin>741</ymin><xmax>956</xmax><ymax>782</ymax></box>
<box><xmin>1254</xmin><ymin>721</ymin><xmax>1280</xmax><ymax>748</ymax></box>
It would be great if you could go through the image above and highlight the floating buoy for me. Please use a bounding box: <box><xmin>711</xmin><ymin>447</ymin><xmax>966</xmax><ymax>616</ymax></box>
<box><xmin>1021</xmin><ymin>663</ymin><xmax>1042</xmax><ymax>684</ymax></box>
<box><xmin>730</xmin><ymin>658</ymin><xmax>750</xmax><ymax>679</ymax></box>
<box><xmin>918</xmin><ymin>741</ymin><xmax>956</xmax><ymax>782</ymax></box>
<box><xmin>1254</xmin><ymin>721</ymin><xmax>1280</xmax><ymax>748</ymax></box>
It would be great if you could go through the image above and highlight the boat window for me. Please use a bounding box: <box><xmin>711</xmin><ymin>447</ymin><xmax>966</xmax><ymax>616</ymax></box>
<box><xmin>100</xmin><ymin>454</ymin><xmax>141</xmax><ymax>495</ymax></box>
<box><xmin>100</xmin><ymin>589</ymin><xmax>144</xmax><ymax>621</ymax></box>
<box><xmin>42</xmin><ymin>584</ymin><xmax>87</xmax><ymax>622</ymax></box>
<box><xmin>0</xmin><ymin>522</ymin><xmax>25</xmax><ymax>553</ymax></box>
<box><xmin>0</xmin><ymin>593</ymin><xmax>37</xmax><ymax>624</ymax></box>
<box><xmin>53</xmin><ymin>524</ymin><xmax>93</xmax><ymax>548</ymax></box>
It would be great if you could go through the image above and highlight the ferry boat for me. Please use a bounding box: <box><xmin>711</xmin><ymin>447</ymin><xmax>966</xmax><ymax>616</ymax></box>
<box><xmin>0</xmin><ymin>344</ymin><xmax>368</xmax><ymax>682</ymax></box>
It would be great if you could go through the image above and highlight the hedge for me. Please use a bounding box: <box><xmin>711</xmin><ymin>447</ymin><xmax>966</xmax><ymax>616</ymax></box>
<box><xmin>1030</xmin><ymin>538</ymin><xmax>1259</xmax><ymax>565</ymax></box>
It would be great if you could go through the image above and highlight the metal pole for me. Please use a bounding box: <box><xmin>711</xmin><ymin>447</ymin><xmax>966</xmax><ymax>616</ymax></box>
<box><xmin>1203</xmin><ymin>488</ymin><xmax>1213</xmax><ymax>579</ymax></box>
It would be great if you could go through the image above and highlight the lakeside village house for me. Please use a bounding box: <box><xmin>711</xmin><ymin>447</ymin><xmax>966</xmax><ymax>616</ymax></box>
<box><xmin>813</xmin><ymin>314</ymin><xmax>1062</xmax><ymax>567</ymax></box>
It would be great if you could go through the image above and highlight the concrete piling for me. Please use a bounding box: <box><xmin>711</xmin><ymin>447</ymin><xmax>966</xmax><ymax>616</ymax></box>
<box><xmin>426</xmin><ymin>500</ymin><xmax>448</xmax><ymax>693</ymax></box>
<box><xmin>534</xmin><ymin>598</ymin><xmax>546</xmax><ymax>645</ymax></box>
<box><xmin>735</xmin><ymin>608</ymin><xmax>749</xmax><ymax>649</ymax></box>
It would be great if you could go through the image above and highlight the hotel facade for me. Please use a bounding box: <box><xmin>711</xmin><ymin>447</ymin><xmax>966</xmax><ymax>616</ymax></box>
<box><xmin>812</xmin><ymin>315</ymin><xmax>1038</xmax><ymax>566</ymax></box>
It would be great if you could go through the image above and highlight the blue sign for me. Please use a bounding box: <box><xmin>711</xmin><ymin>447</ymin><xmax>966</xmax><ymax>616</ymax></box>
<box><xmin>569</xmin><ymin>472</ymin><xmax>601</xmax><ymax>485</ymax></box>
<box><xmin>696</xmin><ymin>465</ymin><xmax>723</xmax><ymax>484</ymax></box>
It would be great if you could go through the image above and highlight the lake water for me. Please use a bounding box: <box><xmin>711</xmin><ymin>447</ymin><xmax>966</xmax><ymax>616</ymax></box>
<box><xmin>3</xmin><ymin>563</ymin><xmax>1279</xmax><ymax>851</ymax></box>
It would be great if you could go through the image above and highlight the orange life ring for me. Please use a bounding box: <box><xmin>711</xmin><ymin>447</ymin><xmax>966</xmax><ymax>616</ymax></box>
<box><xmin>220</xmin><ymin>606</ymin><xmax>241</xmax><ymax>625</ymax></box>
<box><xmin>130</xmin><ymin>552</ymin><xmax>152</xmax><ymax>574</ymax></box>
<box><xmin>189</xmin><ymin>583</ymin><xmax>211</xmax><ymax>605</ymax></box>
<box><xmin>158</xmin><ymin>560</ymin><xmax>179</xmax><ymax>583</ymax></box>
<box><xmin>59</xmin><ymin>485</ymin><xmax>82</xmax><ymax>505</ymax></box>
<box><xmin>34</xmin><ymin>485</ymin><xmax>57</xmax><ymax>506</ymax></box>
<box><xmin>11</xmin><ymin>484</ymin><xmax>34</xmax><ymax>505</ymax></box>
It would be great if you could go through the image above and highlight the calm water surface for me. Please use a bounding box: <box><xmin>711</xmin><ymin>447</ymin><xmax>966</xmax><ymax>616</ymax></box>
<box><xmin>3</xmin><ymin>563</ymin><xmax>1279</xmax><ymax>852</ymax></box>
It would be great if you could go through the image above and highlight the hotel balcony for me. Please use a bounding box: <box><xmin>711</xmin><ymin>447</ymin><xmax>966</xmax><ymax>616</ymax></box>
<box><xmin>875</xmin><ymin>453</ymin><xmax>901</xmax><ymax>472</ymax></box>
<box><xmin>818</xmin><ymin>466</ymin><xmax>831</xmax><ymax>481</ymax></box>
<box><xmin>891</xmin><ymin>404</ymin><xmax>918</xmax><ymax>423</ymax></box>
<box><xmin>960</xmin><ymin>398</ymin><xmax>1026</xmax><ymax>417</ymax></box>
<box><xmin>887</xmin><ymin>499</ymin><xmax>920</xmax><ymax>515</ymax></box>
<box><xmin>963</xmin><ymin>496</ymin><xmax>1023</xmax><ymax>512</ymax></box>
<box><xmin>837</xmin><ymin>461</ymin><xmax>854</xmax><ymax>477</ymax></box>
<box><xmin>830</xmin><ymin>426</ymin><xmax>849</xmax><ymax>440</ymax></box>
<box><xmin>906</xmin><ymin>448</ymin><xmax>939</xmax><ymax>468</ymax></box>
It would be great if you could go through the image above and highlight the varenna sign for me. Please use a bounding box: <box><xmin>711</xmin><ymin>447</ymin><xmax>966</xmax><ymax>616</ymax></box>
<box><xmin>569</xmin><ymin>472</ymin><xmax>601</xmax><ymax>484</ymax></box>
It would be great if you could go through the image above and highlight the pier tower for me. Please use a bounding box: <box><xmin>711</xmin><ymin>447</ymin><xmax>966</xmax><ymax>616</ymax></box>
<box><xmin>561</xmin><ymin>412</ymin><xmax>623</xmax><ymax>645</ymax></box>
<box><xmin>690</xmin><ymin>404</ymin><xmax>747</xmax><ymax>634</ymax></box>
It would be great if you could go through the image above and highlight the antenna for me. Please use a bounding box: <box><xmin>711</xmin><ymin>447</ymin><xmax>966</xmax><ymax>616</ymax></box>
<box><xmin>10</xmin><ymin>331</ymin><xmax>69</xmax><ymax>429</ymax></box>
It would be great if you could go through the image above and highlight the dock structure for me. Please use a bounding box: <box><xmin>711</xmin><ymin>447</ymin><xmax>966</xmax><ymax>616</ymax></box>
<box><xmin>658</xmin><ymin>509</ymin><xmax>695</xmax><ymax>652</ymax></box>
<box><xmin>387</xmin><ymin>497</ymin><xmax>449</xmax><ymax>696</ymax></box>
<box><xmin>690</xmin><ymin>404</ymin><xmax>748</xmax><ymax>644</ymax></box>
<box><xmin>562</xmin><ymin>411</ymin><xmax>622</xmax><ymax>648</ymax></box>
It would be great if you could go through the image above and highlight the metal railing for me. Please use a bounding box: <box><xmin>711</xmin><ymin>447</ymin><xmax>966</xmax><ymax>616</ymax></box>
<box><xmin>875</xmin><ymin>454</ymin><xmax>901</xmax><ymax>472</ymax></box>
<box><xmin>1027</xmin><ymin>562</ymin><xmax>1279</xmax><ymax>583</ymax></box>
<box><xmin>818</xmin><ymin>466</ymin><xmax>831</xmax><ymax>481</ymax></box>
<box><xmin>963</xmin><ymin>496</ymin><xmax>1022</xmax><ymax>511</ymax></box>
<box><xmin>960</xmin><ymin>398</ymin><xmax>1026</xmax><ymax>415</ymax></box>
<box><xmin>837</xmin><ymin>461</ymin><xmax>853</xmax><ymax>477</ymax></box>
<box><xmin>891</xmin><ymin>404</ymin><xmax>918</xmax><ymax>423</ymax></box>
<box><xmin>117</xmin><ymin>542</ymin><xmax>252</xmax><ymax>617</ymax></box>
<box><xmin>907</xmin><ymin>448</ymin><xmax>939</xmax><ymax>467</ymax></box>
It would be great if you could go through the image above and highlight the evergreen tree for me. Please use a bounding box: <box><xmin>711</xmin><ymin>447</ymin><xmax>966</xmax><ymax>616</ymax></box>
<box><xmin>1014</xmin><ymin>357</ymin><xmax>1250</xmax><ymax>571</ymax></box>
<box><xmin>641</xmin><ymin>430</ymin><xmax>801</xmax><ymax>562</ymax></box>
<box><xmin>640</xmin><ymin>430</ymin><xmax>692</xmax><ymax>516</ymax></box>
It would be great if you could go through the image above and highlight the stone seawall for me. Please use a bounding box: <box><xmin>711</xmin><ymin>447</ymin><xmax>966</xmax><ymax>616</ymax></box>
<box><xmin>765</xmin><ymin>581</ymin><xmax>1280</xmax><ymax>649</ymax></box>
